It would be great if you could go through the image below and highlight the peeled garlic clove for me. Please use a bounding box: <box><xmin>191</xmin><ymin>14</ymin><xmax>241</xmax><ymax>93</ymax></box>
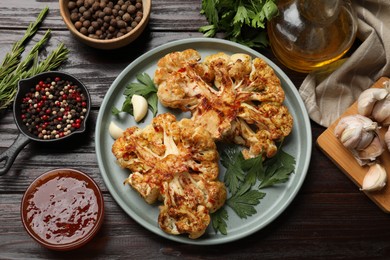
<box><xmin>357</xmin><ymin>88</ymin><xmax>388</xmax><ymax>116</ymax></box>
<box><xmin>360</xmin><ymin>164</ymin><xmax>387</xmax><ymax>191</ymax></box>
<box><xmin>109</xmin><ymin>121</ymin><xmax>124</xmax><ymax>139</ymax></box>
<box><xmin>131</xmin><ymin>94</ymin><xmax>148</xmax><ymax>122</ymax></box>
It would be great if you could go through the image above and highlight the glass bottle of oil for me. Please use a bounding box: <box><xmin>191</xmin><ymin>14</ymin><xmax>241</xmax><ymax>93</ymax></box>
<box><xmin>267</xmin><ymin>0</ymin><xmax>357</xmax><ymax>73</ymax></box>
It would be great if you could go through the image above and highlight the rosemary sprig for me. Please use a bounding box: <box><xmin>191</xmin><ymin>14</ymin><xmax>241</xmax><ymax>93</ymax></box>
<box><xmin>28</xmin><ymin>43</ymin><xmax>69</xmax><ymax>76</ymax></box>
<box><xmin>0</xmin><ymin>6</ymin><xmax>69</xmax><ymax>111</ymax></box>
<box><xmin>0</xmin><ymin>7</ymin><xmax>49</xmax><ymax>81</ymax></box>
<box><xmin>15</xmin><ymin>30</ymin><xmax>52</xmax><ymax>74</ymax></box>
<box><xmin>0</xmin><ymin>39</ymin><xmax>69</xmax><ymax>110</ymax></box>
<box><xmin>0</xmin><ymin>29</ymin><xmax>51</xmax><ymax>110</ymax></box>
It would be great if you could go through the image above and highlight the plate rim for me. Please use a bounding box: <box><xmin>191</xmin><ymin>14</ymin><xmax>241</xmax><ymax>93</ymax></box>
<box><xmin>95</xmin><ymin>37</ymin><xmax>312</xmax><ymax>245</ymax></box>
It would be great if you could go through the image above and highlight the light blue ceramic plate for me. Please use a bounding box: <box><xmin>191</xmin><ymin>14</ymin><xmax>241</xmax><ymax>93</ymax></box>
<box><xmin>95</xmin><ymin>38</ymin><xmax>312</xmax><ymax>245</ymax></box>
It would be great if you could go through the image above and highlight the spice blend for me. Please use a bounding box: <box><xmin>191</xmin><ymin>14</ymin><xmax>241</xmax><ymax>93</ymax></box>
<box><xmin>20</xmin><ymin>77</ymin><xmax>88</xmax><ymax>139</ymax></box>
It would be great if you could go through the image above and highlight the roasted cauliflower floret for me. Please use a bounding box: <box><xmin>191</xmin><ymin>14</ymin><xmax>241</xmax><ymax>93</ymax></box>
<box><xmin>112</xmin><ymin>113</ymin><xmax>226</xmax><ymax>238</ymax></box>
<box><xmin>158</xmin><ymin>172</ymin><xmax>226</xmax><ymax>239</ymax></box>
<box><xmin>155</xmin><ymin>50</ymin><xmax>293</xmax><ymax>159</ymax></box>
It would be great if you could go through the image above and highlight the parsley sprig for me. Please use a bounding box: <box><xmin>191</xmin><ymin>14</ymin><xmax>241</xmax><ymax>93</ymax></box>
<box><xmin>200</xmin><ymin>0</ymin><xmax>278</xmax><ymax>48</ymax></box>
<box><xmin>112</xmin><ymin>73</ymin><xmax>158</xmax><ymax>117</ymax></box>
<box><xmin>213</xmin><ymin>145</ymin><xmax>296</xmax><ymax>234</ymax></box>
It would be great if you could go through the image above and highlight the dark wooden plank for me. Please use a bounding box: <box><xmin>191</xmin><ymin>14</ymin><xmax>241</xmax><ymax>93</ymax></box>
<box><xmin>1</xmin><ymin>193</ymin><xmax>389</xmax><ymax>259</ymax></box>
<box><xmin>0</xmin><ymin>0</ymin><xmax>208</xmax><ymax>31</ymax></box>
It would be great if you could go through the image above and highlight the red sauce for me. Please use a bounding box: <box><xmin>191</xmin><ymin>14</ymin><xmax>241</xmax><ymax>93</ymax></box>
<box><xmin>24</xmin><ymin>171</ymin><xmax>100</xmax><ymax>245</ymax></box>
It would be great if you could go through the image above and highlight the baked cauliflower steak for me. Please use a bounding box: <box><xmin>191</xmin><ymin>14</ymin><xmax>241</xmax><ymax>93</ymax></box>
<box><xmin>155</xmin><ymin>49</ymin><xmax>293</xmax><ymax>159</ymax></box>
<box><xmin>112</xmin><ymin>113</ymin><xmax>227</xmax><ymax>239</ymax></box>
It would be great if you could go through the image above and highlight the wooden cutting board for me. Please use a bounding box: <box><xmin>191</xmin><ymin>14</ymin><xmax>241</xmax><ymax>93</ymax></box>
<box><xmin>317</xmin><ymin>77</ymin><xmax>390</xmax><ymax>213</ymax></box>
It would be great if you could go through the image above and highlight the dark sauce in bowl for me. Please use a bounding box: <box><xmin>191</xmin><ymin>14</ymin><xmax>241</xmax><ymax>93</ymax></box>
<box><xmin>21</xmin><ymin>169</ymin><xmax>104</xmax><ymax>251</ymax></box>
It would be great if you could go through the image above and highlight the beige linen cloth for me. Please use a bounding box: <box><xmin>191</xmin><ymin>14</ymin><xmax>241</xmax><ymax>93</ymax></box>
<box><xmin>299</xmin><ymin>0</ymin><xmax>390</xmax><ymax>127</ymax></box>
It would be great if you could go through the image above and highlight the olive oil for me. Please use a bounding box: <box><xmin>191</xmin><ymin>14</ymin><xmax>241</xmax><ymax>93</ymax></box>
<box><xmin>267</xmin><ymin>0</ymin><xmax>357</xmax><ymax>73</ymax></box>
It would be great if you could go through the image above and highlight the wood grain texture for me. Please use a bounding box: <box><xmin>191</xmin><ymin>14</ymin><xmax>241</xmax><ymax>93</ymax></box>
<box><xmin>317</xmin><ymin>77</ymin><xmax>390</xmax><ymax>213</ymax></box>
<box><xmin>1</xmin><ymin>0</ymin><xmax>390</xmax><ymax>259</ymax></box>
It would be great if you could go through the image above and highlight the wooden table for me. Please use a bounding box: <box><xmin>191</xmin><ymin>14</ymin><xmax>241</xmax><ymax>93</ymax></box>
<box><xmin>1</xmin><ymin>1</ymin><xmax>389</xmax><ymax>259</ymax></box>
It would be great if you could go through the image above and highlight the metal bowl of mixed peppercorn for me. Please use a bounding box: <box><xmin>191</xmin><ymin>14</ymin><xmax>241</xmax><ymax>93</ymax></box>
<box><xmin>59</xmin><ymin>0</ymin><xmax>151</xmax><ymax>50</ymax></box>
<box><xmin>0</xmin><ymin>71</ymin><xmax>91</xmax><ymax>176</ymax></box>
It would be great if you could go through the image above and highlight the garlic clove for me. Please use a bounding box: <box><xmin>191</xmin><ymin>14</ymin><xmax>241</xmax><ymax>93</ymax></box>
<box><xmin>372</xmin><ymin>98</ymin><xmax>390</xmax><ymax>126</ymax></box>
<box><xmin>131</xmin><ymin>94</ymin><xmax>148</xmax><ymax>122</ymax></box>
<box><xmin>354</xmin><ymin>128</ymin><xmax>375</xmax><ymax>151</ymax></box>
<box><xmin>385</xmin><ymin>126</ymin><xmax>390</xmax><ymax>152</ymax></box>
<box><xmin>109</xmin><ymin>121</ymin><xmax>124</xmax><ymax>139</ymax></box>
<box><xmin>357</xmin><ymin>135</ymin><xmax>384</xmax><ymax>161</ymax></box>
<box><xmin>360</xmin><ymin>164</ymin><xmax>387</xmax><ymax>191</ymax></box>
<box><xmin>334</xmin><ymin>118</ymin><xmax>349</xmax><ymax>138</ymax></box>
<box><xmin>357</xmin><ymin>88</ymin><xmax>388</xmax><ymax>116</ymax></box>
<box><xmin>340</xmin><ymin>125</ymin><xmax>364</xmax><ymax>149</ymax></box>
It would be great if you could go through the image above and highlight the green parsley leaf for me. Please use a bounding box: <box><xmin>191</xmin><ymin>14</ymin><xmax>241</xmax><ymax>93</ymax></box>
<box><xmin>198</xmin><ymin>24</ymin><xmax>217</xmax><ymax>38</ymax></box>
<box><xmin>211</xmin><ymin>207</ymin><xmax>228</xmax><ymax>235</ymax></box>
<box><xmin>213</xmin><ymin>145</ymin><xmax>296</xmax><ymax>235</ymax></box>
<box><xmin>221</xmin><ymin>146</ymin><xmax>246</xmax><ymax>196</ymax></box>
<box><xmin>136</xmin><ymin>72</ymin><xmax>155</xmax><ymax>87</ymax></box>
<box><xmin>241</xmin><ymin>153</ymin><xmax>264</xmax><ymax>184</ymax></box>
<box><xmin>233</xmin><ymin>5</ymin><xmax>249</xmax><ymax>26</ymax></box>
<box><xmin>201</xmin><ymin>0</ymin><xmax>219</xmax><ymax>26</ymax></box>
<box><xmin>111</xmin><ymin>106</ymin><xmax>121</xmax><ymax>116</ymax></box>
<box><xmin>123</xmin><ymin>82</ymin><xmax>155</xmax><ymax>97</ymax></box>
<box><xmin>263</xmin><ymin>0</ymin><xmax>279</xmax><ymax>20</ymax></box>
<box><xmin>121</xmin><ymin>97</ymin><xmax>133</xmax><ymax>114</ymax></box>
<box><xmin>147</xmin><ymin>92</ymin><xmax>158</xmax><ymax>116</ymax></box>
<box><xmin>259</xmin><ymin>149</ymin><xmax>296</xmax><ymax>189</ymax></box>
<box><xmin>200</xmin><ymin>0</ymin><xmax>278</xmax><ymax>48</ymax></box>
<box><xmin>227</xmin><ymin>189</ymin><xmax>265</xmax><ymax>219</ymax></box>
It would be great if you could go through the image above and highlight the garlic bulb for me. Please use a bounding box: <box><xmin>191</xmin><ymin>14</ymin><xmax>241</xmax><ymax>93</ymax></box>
<box><xmin>109</xmin><ymin>121</ymin><xmax>124</xmax><ymax>139</ymax></box>
<box><xmin>334</xmin><ymin>115</ymin><xmax>377</xmax><ymax>150</ymax></box>
<box><xmin>355</xmin><ymin>135</ymin><xmax>384</xmax><ymax>162</ymax></box>
<box><xmin>131</xmin><ymin>94</ymin><xmax>148</xmax><ymax>122</ymax></box>
<box><xmin>334</xmin><ymin>114</ymin><xmax>383</xmax><ymax>165</ymax></box>
<box><xmin>360</xmin><ymin>164</ymin><xmax>387</xmax><ymax>191</ymax></box>
<box><xmin>372</xmin><ymin>98</ymin><xmax>390</xmax><ymax>126</ymax></box>
<box><xmin>357</xmin><ymin>80</ymin><xmax>390</xmax><ymax>125</ymax></box>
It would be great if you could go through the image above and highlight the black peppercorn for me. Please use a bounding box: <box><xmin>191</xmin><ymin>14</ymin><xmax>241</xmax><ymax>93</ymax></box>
<box><xmin>82</xmin><ymin>20</ymin><xmax>91</xmax><ymax>28</ymax></box>
<box><xmin>134</xmin><ymin>16</ymin><xmax>141</xmax><ymax>23</ymax></box>
<box><xmin>88</xmin><ymin>26</ymin><xmax>95</xmax><ymax>34</ymax></box>
<box><xmin>117</xmin><ymin>20</ymin><xmax>126</xmax><ymax>28</ymax></box>
<box><xmin>79</xmin><ymin>6</ymin><xmax>87</xmax><ymax>14</ymax></box>
<box><xmin>68</xmin><ymin>1</ymin><xmax>77</xmax><ymax>10</ymax></box>
<box><xmin>75</xmin><ymin>21</ymin><xmax>82</xmax><ymax>30</ymax></box>
<box><xmin>127</xmin><ymin>5</ymin><xmax>136</xmax><ymax>14</ymax></box>
<box><xmin>84</xmin><ymin>10</ymin><xmax>92</xmax><ymax>19</ymax></box>
<box><xmin>122</xmin><ymin>13</ymin><xmax>131</xmax><ymax>22</ymax></box>
<box><xmin>70</xmin><ymin>12</ymin><xmax>79</xmax><ymax>22</ymax></box>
